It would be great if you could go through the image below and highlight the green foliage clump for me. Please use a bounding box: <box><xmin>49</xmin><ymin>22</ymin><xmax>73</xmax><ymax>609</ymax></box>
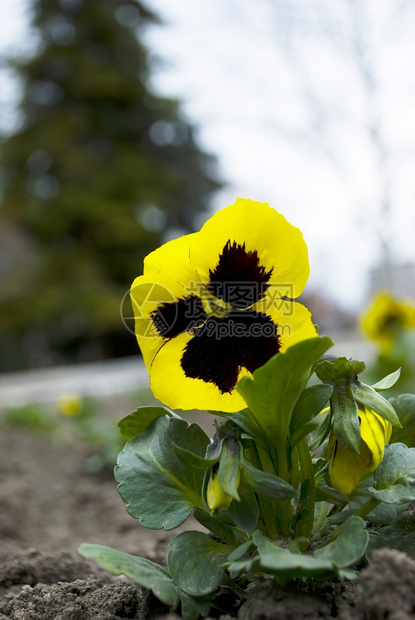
<box><xmin>80</xmin><ymin>339</ymin><xmax>415</xmax><ymax>619</ymax></box>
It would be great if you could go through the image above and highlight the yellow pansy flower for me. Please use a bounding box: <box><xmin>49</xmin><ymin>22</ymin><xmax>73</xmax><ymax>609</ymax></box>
<box><xmin>360</xmin><ymin>291</ymin><xmax>415</xmax><ymax>353</ymax></box>
<box><xmin>328</xmin><ymin>405</ymin><xmax>392</xmax><ymax>495</ymax></box>
<box><xmin>131</xmin><ymin>198</ymin><xmax>317</xmax><ymax>412</ymax></box>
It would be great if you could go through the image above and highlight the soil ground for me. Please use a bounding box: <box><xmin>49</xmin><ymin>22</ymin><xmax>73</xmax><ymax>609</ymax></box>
<box><xmin>1</xmin><ymin>414</ymin><xmax>415</xmax><ymax>618</ymax></box>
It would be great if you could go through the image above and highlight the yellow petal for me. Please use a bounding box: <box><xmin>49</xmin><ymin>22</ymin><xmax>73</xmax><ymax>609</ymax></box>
<box><xmin>189</xmin><ymin>198</ymin><xmax>310</xmax><ymax>300</ymax></box>
<box><xmin>328</xmin><ymin>405</ymin><xmax>392</xmax><ymax>494</ymax></box>
<box><xmin>149</xmin><ymin>331</ymin><xmax>249</xmax><ymax>412</ymax></box>
<box><xmin>253</xmin><ymin>298</ymin><xmax>318</xmax><ymax>352</ymax></box>
<box><xmin>328</xmin><ymin>434</ymin><xmax>372</xmax><ymax>495</ymax></box>
<box><xmin>144</xmin><ymin>231</ymin><xmax>200</xmax><ymax>287</ymax></box>
<box><xmin>130</xmin><ymin>272</ymin><xmax>199</xmax><ymax>371</ymax></box>
<box><xmin>359</xmin><ymin>406</ymin><xmax>392</xmax><ymax>471</ymax></box>
<box><xmin>206</xmin><ymin>471</ymin><xmax>233</xmax><ymax>512</ymax></box>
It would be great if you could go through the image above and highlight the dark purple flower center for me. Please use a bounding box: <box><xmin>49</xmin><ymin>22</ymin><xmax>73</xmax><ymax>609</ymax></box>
<box><xmin>150</xmin><ymin>240</ymin><xmax>280</xmax><ymax>393</ymax></box>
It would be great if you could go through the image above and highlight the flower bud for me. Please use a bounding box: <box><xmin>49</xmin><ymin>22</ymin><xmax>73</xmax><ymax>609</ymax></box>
<box><xmin>206</xmin><ymin>468</ymin><xmax>233</xmax><ymax>512</ymax></box>
<box><xmin>328</xmin><ymin>405</ymin><xmax>392</xmax><ymax>495</ymax></box>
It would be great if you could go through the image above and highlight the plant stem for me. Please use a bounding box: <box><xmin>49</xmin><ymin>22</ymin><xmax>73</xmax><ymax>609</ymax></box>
<box><xmin>270</xmin><ymin>440</ymin><xmax>292</xmax><ymax>536</ymax></box>
<box><xmin>246</xmin><ymin>446</ymin><xmax>279</xmax><ymax>540</ymax></box>
<box><xmin>353</xmin><ymin>496</ymin><xmax>381</xmax><ymax>520</ymax></box>
<box><xmin>323</xmin><ymin>496</ymin><xmax>381</xmax><ymax>545</ymax></box>
<box><xmin>290</xmin><ymin>446</ymin><xmax>300</xmax><ymax>491</ymax></box>
<box><xmin>295</xmin><ymin>437</ymin><xmax>316</xmax><ymax>540</ymax></box>
<box><xmin>273</xmin><ymin>434</ymin><xmax>289</xmax><ymax>481</ymax></box>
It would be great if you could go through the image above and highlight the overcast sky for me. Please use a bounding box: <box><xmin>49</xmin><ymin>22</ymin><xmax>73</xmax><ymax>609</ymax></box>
<box><xmin>1</xmin><ymin>0</ymin><xmax>415</xmax><ymax>310</ymax></box>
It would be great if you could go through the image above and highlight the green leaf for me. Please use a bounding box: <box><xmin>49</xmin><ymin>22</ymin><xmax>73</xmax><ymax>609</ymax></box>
<box><xmin>240</xmin><ymin>457</ymin><xmax>298</xmax><ymax>500</ymax></box>
<box><xmin>352</xmin><ymin>382</ymin><xmax>402</xmax><ymax>428</ymax></box>
<box><xmin>237</xmin><ymin>337</ymin><xmax>333</xmax><ymax>443</ymax></box>
<box><xmin>389</xmin><ymin>394</ymin><xmax>415</xmax><ymax>447</ymax></box>
<box><xmin>313</xmin><ymin>457</ymin><xmax>328</xmax><ymax>476</ymax></box>
<box><xmin>115</xmin><ymin>416</ymin><xmax>209</xmax><ymax>530</ymax></box>
<box><xmin>179</xmin><ymin>591</ymin><xmax>212</xmax><ymax>620</ymax></box>
<box><xmin>205</xmin><ymin>435</ymin><xmax>223</xmax><ymax>460</ymax></box>
<box><xmin>118</xmin><ymin>406</ymin><xmax>176</xmax><ymax>440</ymax></box>
<box><xmin>290</xmin><ymin>384</ymin><xmax>333</xmax><ymax>447</ymax></box>
<box><xmin>78</xmin><ymin>543</ymin><xmax>178</xmax><ymax>607</ymax></box>
<box><xmin>227</xmin><ymin>540</ymin><xmax>254</xmax><ymax>562</ymax></box>
<box><xmin>312</xmin><ymin>501</ymin><xmax>329</xmax><ymax>537</ymax></box>
<box><xmin>168</xmin><ymin>531</ymin><xmax>228</xmax><ymax>596</ymax></box>
<box><xmin>348</xmin><ymin>472</ymin><xmax>409</xmax><ymax>527</ymax></box>
<box><xmin>226</xmin><ymin>556</ymin><xmax>359</xmax><ymax>585</ymax></box>
<box><xmin>249</xmin><ymin>519</ymin><xmax>367</xmax><ymax>580</ymax></box>
<box><xmin>371</xmin><ymin>368</ymin><xmax>401</xmax><ymax>391</ymax></box>
<box><xmin>308</xmin><ymin>412</ymin><xmax>332</xmax><ymax>451</ymax></box>
<box><xmin>252</xmin><ymin>531</ymin><xmax>336</xmax><ymax>578</ymax></box>
<box><xmin>227</xmin><ymin>409</ymin><xmax>268</xmax><ymax>445</ymax></box>
<box><xmin>368</xmin><ymin>511</ymin><xmax>415</xmax><ymax>560</ymax></box>
<box><xmin>369</xmin><ymin>443</ymin><xmax>415</xmax><ymax>504</ymax></box>
<box><xmin>315</xmin><ymin>357</ymin><xmax>365</xmax><ymax>384</ymax></box>
<box><xmin>226</xmin><ymin>556</ymin><xmax>256</xmax><ymax>579</ymax></box>
<box><xmin>367</xmin><ymin>501</ymin><xmax>409</xmax><ymax>525</ymax></box>
<box><xmin>331</xmin><ymin>384</ymin><xmax>360</xmax><ymax>453</ymax></box>
<box><xmin>218</xmin><ymin>438</ymin><xmax>240</xmax><ymax>501</ymax></box>
<box><xmin>293</xmin><ymin>421</ymin><xmax>321</xmax><ymax>447</ymax></box>
<box><xmin>227</xmin><ymin>480</ymin><xmax>259</xmax><ymax>536</ymax></box>
<box><xmin>193</xmin><ymin>509</ymin><xmax>239</xmax><ymax>547</ymax></box>
<box><xmin>315</xmin><ymin>479</ymin><xmax>348</xmax><ymax>505</ymax></box>
<box><xmin>172</xmin><ymin>443</ymin><xmax>218</xmax><ymax>470</ymax></box>
<box><xmin>313</xmin><ymin>516</ymin><xmax>369</xmax><ymax>567</ymax></box>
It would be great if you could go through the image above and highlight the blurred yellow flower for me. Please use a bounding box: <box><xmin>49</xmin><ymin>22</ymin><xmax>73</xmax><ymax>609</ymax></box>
<box><xmin>57</xmin><ymin>392</ymin><xmax>82</xmax><ymax>416</ymax></box>
<box><xmin>328</xmin><ymin>405</ymin><xmax>392</xmax><ymax>495</ymax></box>
<box><xmin>360</xmin><ymin>291</ymin><xmax>415</xmax><ymax>353</ymax></box>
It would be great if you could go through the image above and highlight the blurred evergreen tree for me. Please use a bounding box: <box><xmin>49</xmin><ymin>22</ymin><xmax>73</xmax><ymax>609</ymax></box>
<box><xmin>0</xmin><ymin>0</ymin><xmax>222</xmax><ymax>371</ymax></box>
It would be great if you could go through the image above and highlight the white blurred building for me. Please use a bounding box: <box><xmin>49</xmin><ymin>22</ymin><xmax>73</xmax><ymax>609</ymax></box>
<box><xmin>369</xmin><ymin>261</ymin><xmax>415</xmax><ymax>299</ymax></box>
